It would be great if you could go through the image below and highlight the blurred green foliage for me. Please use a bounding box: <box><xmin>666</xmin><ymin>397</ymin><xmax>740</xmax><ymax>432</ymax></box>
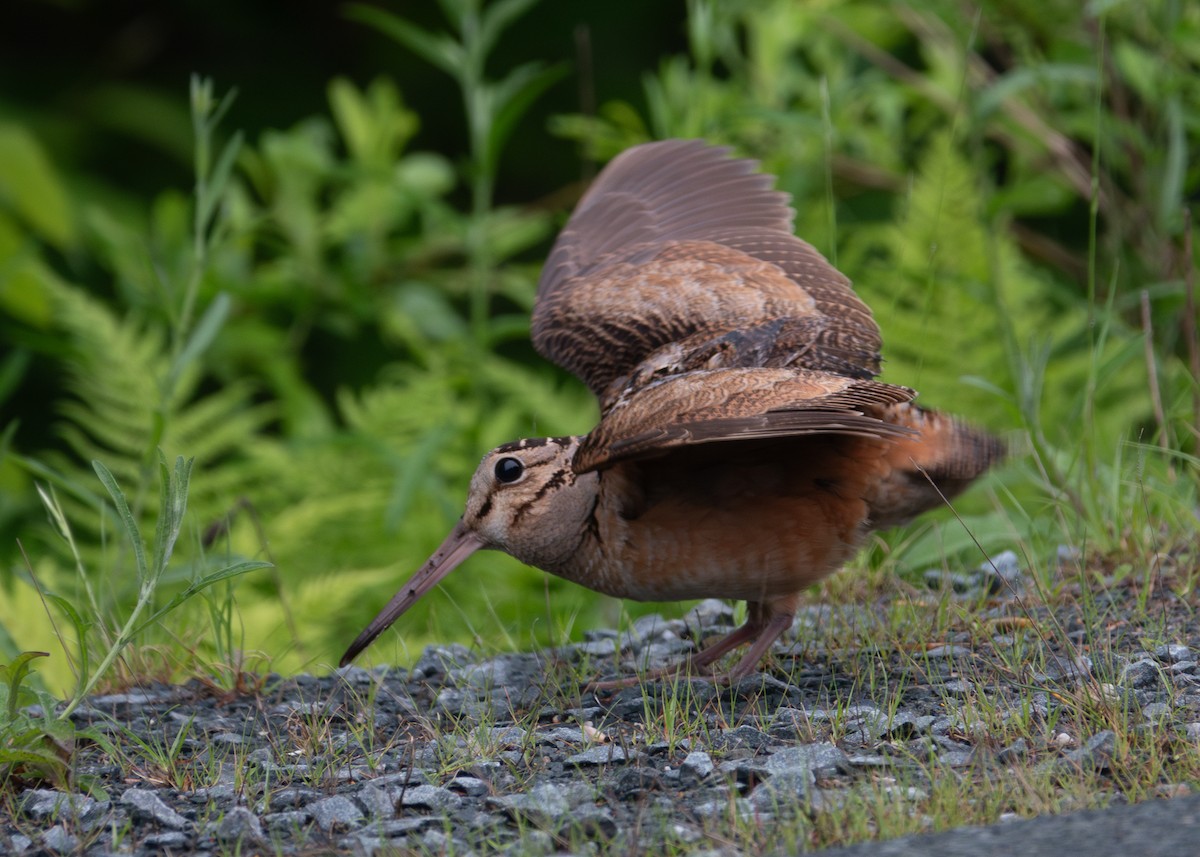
<box><xmin>0</xmin><ymin>0</ymin><xmax>1196</xmax><ymax>688</ymax></box>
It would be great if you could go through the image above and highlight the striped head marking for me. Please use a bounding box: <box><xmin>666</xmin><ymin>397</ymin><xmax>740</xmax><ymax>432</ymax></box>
<box><xmin>465</xmin><ymin>436</ymin><xmax>598</xmax><ymax>569</ymax></box>
<box><xmin>340</xmin><ymin>434</ymin><xmax>595</xmax><ymax>666</ymax></box>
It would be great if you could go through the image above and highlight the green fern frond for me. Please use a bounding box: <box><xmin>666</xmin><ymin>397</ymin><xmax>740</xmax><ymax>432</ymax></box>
<box><xmin>36</xmin><ymin>279</ymin><xmax>273</xmax><ymax>559</ymax></box>
<box><xmin>860</xmin><ymin>132</ymin><xmax>1151</xmax><ymax>445</ymax></box>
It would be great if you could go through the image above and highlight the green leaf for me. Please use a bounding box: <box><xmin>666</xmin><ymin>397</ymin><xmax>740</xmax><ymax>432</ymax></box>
<box><xmin>92</xmin><ymin>459</ymin><xmax>150</xmax><ymax>584</ymax></box>
<box><xmin>43</xmin><ymin>594</ymin><xmax>92</xmax><ymax>690</ymax></box>
<box><xmin>0</xmin><ymin>124</ymin><xmax>76</xmax><ymax>248</ymax></box>
<box><xmin>478</xmin><ymin>0</ymin><xmax>540</xmax><ymax>59</ymax></box>
<box><xmin>1</xmin><ymin>651</ymin><xmax>48</xmax><ymax>722</ymax></box>
<box><xmin>149</xmin><ymin>454</ymin><xmax>193</xmax><ymax>578</ymax></box>
<box><xmin>0</xmin><ymin>349</ymin><xmax>30</xmax><ymax>410</ymax></box>
<box><xmin>346</xmin><ymin>5</ymin><xmax>466</xmax><ymax>77</ymax></box>
<box><xmin>1158</xmin><ymin>95</ymin><xmax>1186</xmax><ymax>230</ymax></box>
<box><xmin>974</xmin><ymin>64</ymin><xmax>1097</xmax><ymax>120</ymax></box>
<box><xmin>167</xmin><ymin>292</ymin><xmax>231</xmax><ymax>391</ymax></box>
<box><xmin>129</xmin><ymin>560</ymin><xmax>272</xmax><ymax>636</ymax></box>
<box><xmin>197</xmin><ymin>130</ymin><xmax>243</xmax><ymax>232</ymax></box>
<box><xmin>486</xmin><ymin>62</ymin><xmax>568</xmax><ymax>173</ymax></box>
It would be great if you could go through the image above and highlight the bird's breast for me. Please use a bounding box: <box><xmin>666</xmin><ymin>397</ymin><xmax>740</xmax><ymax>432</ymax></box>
<box><xmin>546</xmin><ymin>442</ymin><xmax>886</xmax><ymax>602</ymax></box>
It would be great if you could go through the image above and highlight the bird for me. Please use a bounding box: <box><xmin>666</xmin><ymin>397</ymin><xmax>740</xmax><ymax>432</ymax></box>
<box><xmin>340</xmin><ymin>139</ymin><xmax>1003</xmax><ymax>684</ymax></box>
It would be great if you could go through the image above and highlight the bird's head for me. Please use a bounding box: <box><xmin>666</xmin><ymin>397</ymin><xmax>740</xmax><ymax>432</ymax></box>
<box><xmin>340</xmin><ymin>435</ymin><xmax>597</xmax><ymax>666</ymax></box>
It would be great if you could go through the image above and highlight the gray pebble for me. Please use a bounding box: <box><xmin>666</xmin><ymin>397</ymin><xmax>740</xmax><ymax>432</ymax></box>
<box><xmin>40</xmin><ymin>825</ymin><xmax>79</xmax><ymax>854</ymax></box>
<box><xmin>309</xmin><ymin>795</ymin><xmax>364</xmax><ymax>831</ymax></box>
<box><xmin>1121</xmin><ymin>658</ymin><xmax>1163</xmax><ymax>689</ymax></box>
<box><xmin>575</xmin><ymin>638</ymin><xmax>620</xmax><ymax>657</ymax></box>
<box><xmin>566</xmin><ymin>743</ymin><xmax>630</xmax><ymax>766</ymax></box>
<box><xmin>766</xmin><ymin>743</ymin><xmax>850</xmax><ymax>779</ymax></box>
<box><xmin>412</xmin><ymin>643</ymin><xmax>474</xmax><ymax>679</ymax></box>
<box><xmin>924</xmin><ymin>569</ymin><xmax>980</xmax><ymax>593</ymax></box>
<box><xmin>1156</xmin><ymin>644</ymin><xmax>1193</xmax><ymax>664</ymax></box>
<box><xmin>749</xmin><ymin>770</ymin><xmax>818</xmax><ymax>814</ymax></box>
<box><xmin>680</xmin><ymin>750</ymin><xmax>714</xmax><ymax>783</ymax></box>
<box><xmin>263</xmin><ymin>810</ymin><xmax>312</xmax><ymax>831</ymax></box>
<box><xmin>399</xmin><ymin>784</ymin><xmax>462</xmax><ymax>810</ymax></box>
<box><xmin>213</xmin><ymin>806</ymin><xmax>265</xmax><ymax>845</ymax></box>
<box><xmin>121</xmin><ymin>788</ymin><xmax>189</xmax><ymax>829</ymax></box>
<box><xmin>355</xmin><ymin>783</ymin><xmax>396</xmax><ymax>818</ymax></box>
<box><xmin>1064</xmin><ymin>730</ymin><xmax>1117</xmax><ymax>772</ymax></box>
<box><xmin>491</xmin><ymin>783</ymin><xmax>570</xmax><ymax>822</ymax></box>
<box><xmin>997</xmin><ymin>738</ymin><xmax>1029</xmax><ymax>764</ymax></box>
<box><xmin>925</xmin><ymin>645</ymin><xmax>973</xmax><ymax>658</ymax></box>
<box><xmin>1143</xmin><ymin>702</ymin><xmax>1173</xmax><ymax>722</ymax></box>
<box><xmin>21</xmin><ymin>789</ymin><xmax>107</xmax><ymax>828</ymax></box>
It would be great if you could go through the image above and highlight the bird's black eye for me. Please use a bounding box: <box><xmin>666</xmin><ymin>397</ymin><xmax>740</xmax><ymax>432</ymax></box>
<box><xmin>494</xmin><ymin>457</ymin><xmax>524</xmax><ymax>484</ymax></box>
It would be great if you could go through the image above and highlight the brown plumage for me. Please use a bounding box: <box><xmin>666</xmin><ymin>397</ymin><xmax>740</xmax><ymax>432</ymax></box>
<box><xmin>341</xmin><ymin>139</ymin><xmax>1003</xmax><ymax>683</ymax></box>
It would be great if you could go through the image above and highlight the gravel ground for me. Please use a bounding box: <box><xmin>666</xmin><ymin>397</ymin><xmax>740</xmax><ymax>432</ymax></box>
<box><xmin>4</xmin><ymin>550</ymin><xmax>1200</xmax><ymax>855</ymax></box>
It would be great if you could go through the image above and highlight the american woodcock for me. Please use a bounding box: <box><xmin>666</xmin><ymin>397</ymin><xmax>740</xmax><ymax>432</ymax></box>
<box><xmin>341</xmin><ymin>139</ymin><xmax>1003</xmax><ymax>683</ymax></box>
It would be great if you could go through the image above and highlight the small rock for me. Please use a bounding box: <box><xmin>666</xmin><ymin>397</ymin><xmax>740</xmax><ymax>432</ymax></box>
<box><xmin>215</xmin><ymin>807</ymin><xmax>265</xmax><ymax>845</ymax></box>
<box><xmin>620</xmin><ymin>613</ymin><xmax>673</xmax><ymax>648</ymax></box>
<box><xmin>883</xmin><ymin>711</ymin><xmax>935</xmax><ymax>740</ymax></box>
<box><xmin>938</xmin><ymin>748</ymin><xmax>977</xmax><ymax>768</ymax></box>
<box><xmin>448</xmin><ymin>775</ymin><xmax>490</xmax><ymax>797</ymax></box>
<box><xmin>21</xmin><ymin>789</ymin><xmax>107</xmax><ymax>829</ymax></box>
<box><xmin>575</xmin><ymin>639</ymin><xmax>620</xmax><ymax>657</ymax></box>
<box><xmin>1056</xmin><ymin>544</ymin><xmax>1082</xmax><ymax>565</ymax></box>
<box><xmin>566</xmin><ymin>744</ymin><xmax>630</xmax><ymax>766</ymax></box>
<box><xmin>680</xmin><ymin>751</ymin><xmax>714</xmax><ymax>784</ymax></box>
<box><xmin>749</xmin><ymin>770</ymin><xmax>818</xmax><ymax>814</ymax></box>
<box><xmin>923</xmin><ymin>570</ymin><xmax>979</xmax><ymax>593</ymax></box>
<box><xmin>121</xmin><ymin>788</ymin><xmax>190</xmax><ymax>830</ymax></box>
<box><xmin>1061</xmin><ymin>730</ymin><xmax>1117</xmax><ymax>773</ymax></box>
<box><xmin>687</xmin><ymin>599</ymin><xmax>737</xmax><ymax>627</ymax></box>
<box><xmin>41</xmin><ymin>825</ymin><xmax>79</xmax><ymax>854</ymax></box>
<box><xmin>558</xmin><ymin>808</ymin><xmax>618</xmax><ymax>842</ymax></box>
<box><xmin>264</xmin><ymin>810</ymin><xmax>312</xmax><ymax>831</ymax></box>
<box><xmin>1156</xmin><ymin>644</ymin><xmax>1193</xmax><ymax>664</ymax></box>
<box><xmin>997</xmin><ymin>738</ymin><xmax>1029</xmax><ymax>764</ymax></box>
<box><xmin>1121</xmin><ymin>658</ymin><xmax>1162</xmax><ymax>689</ymax></box>
<box><xmin>980</xmin><ymin>550</ymin><xmax>1022</xmax><ymax>591</ymax></box>
<box><xmin>510</xmin><ymin>830</ymin><xmax>556</xmax><ymax>855</ymax></box>
<box><xmin>1143</xmin><ymin>702</ymin><xmax>1172</xmax><ymax>722</ymax></box>
<box><xmin>712</xmin><ymin>724</ymin><xmax>772</xmax><ymax>751</ymax></box>
<box><xmin>144</xmin><ymin>831</ymin><xmax>192</xmax><ymax>849</ymax></box>
<box><xmin>768</xmin><ymin>707</ymin><xmax>813</xmax><ymax>738</ymax></box>
<box><xmin>399</xmin><ymin>784</ymin><xmax>461</xmax><ymax>811</ymax></box>
<box><xmin>1186</xmin><ymin>722</ymin><xmax>1200</xmax><ymax>741</ymax></box>
<box><xmin>609</xmin><ymin>766</ymin><xmax>663</xmax><ymax>799</ymax></box>
<box><xmin>355</xmin><ymin>784</ymin><xmax>396</xmax><ymax>818</ymax></box>
<box><xmin>491</xmin><ymin>783</ymin><xmax>570</xmax><ymax>822</ymax></box>
<box><xmin>412</xmin><ymin>643</ymin><xmax>474</xmax><ymax>680</ymax></box>
<box><xmin>309</xmin><ymin>795</ymin><xmax>364</xmax><ymax>832</ymax></box>
<box><xmin>766</xmin><ymin>743</ymin><xmax>850</xmax><ymax>780</ymax></box>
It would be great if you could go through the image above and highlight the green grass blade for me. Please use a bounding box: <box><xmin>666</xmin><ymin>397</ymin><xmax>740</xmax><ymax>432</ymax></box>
<box><xmin>150</xmin><ymin>454</ymin><xmax>193</xmax><ymax>578</ymax></box>
<box><xmin>1</xmin><ymin>652</ymin><xmax>48</xmax><ymax>722</ymax></box>
<box><xmin>345</xmin><ymin>5</ymin><xmax>465</xmax><ymax>76</ymax></box>
<box><xmin>129</xmin><ymin>560</ymin><xmax>272</xmax><ymax>637</ymax></box>
<box><xmin>92</xmin><ymin>459</ymin><xmax>150</xmax><ymax>584</ymax></box>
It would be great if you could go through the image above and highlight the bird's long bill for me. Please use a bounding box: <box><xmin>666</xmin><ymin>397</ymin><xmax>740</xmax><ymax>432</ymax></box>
<box><xmin>339</xmin><ymin>519</ymin><xmax>485</xmax><ymax>667</ymax></box>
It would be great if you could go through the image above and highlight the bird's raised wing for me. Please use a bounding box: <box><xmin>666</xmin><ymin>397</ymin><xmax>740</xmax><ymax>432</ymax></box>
<box><xmin>572</xmin><ymin>367</ymin><xmax>915</xmax><ymax>473</ymax></box>
<box><xmin>532</xmin><ymin>140</ymin><xmax>882</xmax><ymax>410</ymax></box>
